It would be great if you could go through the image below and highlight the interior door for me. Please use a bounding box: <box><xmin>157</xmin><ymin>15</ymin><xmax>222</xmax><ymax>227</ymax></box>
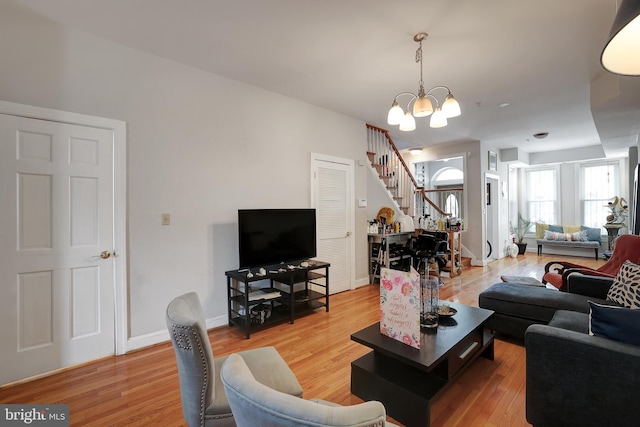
<box><xmin>0</xmin><ymin>114</ymin><xmax>116</xmax><ymax>385</ymax></box>
<box><xmin>311</xmin><ymin>154</ymin><xmax>355</xmax><ymax>294</ymax></box>
<box><xmin>485</xmin><ymin>173</ymin><xmax>500</xmax><ymax>260</ymax></box>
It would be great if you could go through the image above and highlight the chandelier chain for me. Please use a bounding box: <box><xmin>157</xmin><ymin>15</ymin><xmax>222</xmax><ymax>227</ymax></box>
<box><xmin>416</xmin><ymin>40</ymin><xmax>425</xmax><ymax>95</ymax></box>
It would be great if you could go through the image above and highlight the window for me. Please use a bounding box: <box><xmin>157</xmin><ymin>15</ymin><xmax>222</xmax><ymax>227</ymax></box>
<box><xmin>433</xmin><ymin>167</ymin><xmax>463</xmax><ymax>183</ymax></box>
<box><xmin>444</xmin><ymin>193</ymin><xmax>460</xmax><ymax>218</ymax></box>
<box><xmin>525</xmin><ymin>167</ymin><xmax>558</xmax><ymax>226</ymax></box>
<box><xmin>581</xmin><ymin>162</ymin><xmax>619</xmax><ymax>229</ymax></box>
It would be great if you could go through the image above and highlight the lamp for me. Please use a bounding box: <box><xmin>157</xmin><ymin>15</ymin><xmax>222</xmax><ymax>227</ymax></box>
<box><xmin>601</xmin><ymin>0</ymin><xmax>640</xmax><ymax>76</ymax></box>
<box><xmin>387</xmin><ymin>33</ymin><xmax>461</xmax><ymax>131</ymax></box>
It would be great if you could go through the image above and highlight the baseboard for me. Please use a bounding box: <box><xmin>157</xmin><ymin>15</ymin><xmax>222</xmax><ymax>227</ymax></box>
<box><xmin>126</xmin><ymin>314</ymin><xmax>229</xmax><ymax>352</ymax></box>
<box><xmin>356</xmin><ymin>276</ymin><xmax>370</xmax><ymax>288</ymax></box>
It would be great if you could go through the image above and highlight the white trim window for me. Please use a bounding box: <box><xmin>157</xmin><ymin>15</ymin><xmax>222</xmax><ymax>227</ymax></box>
<box><xmin>580</xmin><ymin>162</ymin><xmax>619</xmax><ymax>229</ymax></box>
<box><xmin>525</xmin><ymin>167</ymin><xmax>558</xmax><ymax>226</ymax></box>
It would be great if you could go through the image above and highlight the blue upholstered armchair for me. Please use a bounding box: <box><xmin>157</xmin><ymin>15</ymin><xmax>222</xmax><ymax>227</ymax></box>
<box><xmin>220</xmin><ymin>353</ymin><xmax>400</xmax><ymax>427</ymax></box>
<box><xmin>166</xmin><ymin>292</ymin><xmax>303</xmax><ymax>427</ymax></box>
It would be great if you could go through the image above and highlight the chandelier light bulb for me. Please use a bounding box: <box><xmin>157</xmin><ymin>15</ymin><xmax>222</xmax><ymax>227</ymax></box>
<box><xmin>441</xmin><ymin>93</ymin><xmax>461</xmax><ymax>118</ymax></box>
<box><xmin>430</xmin><ymin>108</ymin><xmax>447</xmax><ymax>128</ymax></box>
<box><xmin>413</xmin><ymin>95</ymin><xmax>434</xmax><ymax>117</ymax></box>
<box><xmin>399</xmin><ymin>111</ymin><xmax>416</xmax><ymax>131</ymax></box>
<box><xmin>387</xmin><ymin>101</ymin><xmax>404</xmax><ymax>125</ymax></box>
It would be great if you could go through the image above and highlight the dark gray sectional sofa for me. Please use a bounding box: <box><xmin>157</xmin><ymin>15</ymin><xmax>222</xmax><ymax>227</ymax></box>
<box><xmin>478</xmin><ymin>274</ymin><xmax>617</xmax><ymax>340</ymax></box>
<box><xmin>525</xmin><ymin>311</ymin><xmax>640</xmax><ymax>427</ymax></box>
<box><xmin>479</xmin><ymin>274</ymin><xmax>640</xmax><ymax>426</ymax></box>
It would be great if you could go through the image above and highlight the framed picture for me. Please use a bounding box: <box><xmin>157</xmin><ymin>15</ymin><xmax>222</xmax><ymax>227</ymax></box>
<box><xmin>488</xmin><ymin>151</ymin><xmax>497</xmax><ymax>171</ymax></box>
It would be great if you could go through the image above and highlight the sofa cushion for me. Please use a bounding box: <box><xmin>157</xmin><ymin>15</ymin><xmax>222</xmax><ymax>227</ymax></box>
<box><xmin>478</xmin><ymin>282</ymin><xmax>608</xmax><ymax>324</ymax></box>
<box><xmin>548</xmin><ymin>310</ymin><xmax>589</xmax><ymax>334</ymax></box>
<box><xmin>606</xmin><ymin>260</ymin><xmax>640</xmax><ymax>309</ymax></box>
<box><xmin>537</xmin><ymin>239</ymin><xmax>599</xmax><ymax>249</ymax></box>
<box><xmin>535</xmin><ymin>223</ymin><xmax>549</xmax><ymax>239</ymax></box>
<box><xmin>589</xmin><ymin>301</ymin><xmax>640</xmax><ymax>346</ymax></box>
<box><xmin>581</xmin><ymin>225</ymin><xmax>602</xmax><ymax>243</ymax></box>
<box><xmin>564</xmin><ymin>225</ymin><xmax>582</xmax><ymax>234</ymax></box>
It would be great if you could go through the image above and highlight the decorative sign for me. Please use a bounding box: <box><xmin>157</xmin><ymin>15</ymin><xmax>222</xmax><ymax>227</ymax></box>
<box><xmin>379</xmin><ymin>267</ymin><xmax>421</xmax><ymax>349</ymax></box>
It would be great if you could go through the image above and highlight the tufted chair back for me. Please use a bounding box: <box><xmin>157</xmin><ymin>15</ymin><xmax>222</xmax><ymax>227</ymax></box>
<box><xmin>166</xmin><ymin>292</ymin><xmax>233</xmax><ymax>427</ymax></box>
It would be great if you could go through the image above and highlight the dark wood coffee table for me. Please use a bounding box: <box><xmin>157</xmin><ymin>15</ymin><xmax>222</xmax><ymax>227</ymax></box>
<box><xmin>350</xmin><ymin>302</ymin><xmax>494</xmax><ymax>427</ymax></box>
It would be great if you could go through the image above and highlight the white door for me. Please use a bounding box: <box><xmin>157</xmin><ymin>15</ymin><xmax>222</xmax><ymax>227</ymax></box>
<box><xmin>0</xmin><ymin>114</ymin><xmax>116</xmax><ymax>385</ymax></box>
<box><xmin>485</xmin><ymin>174</ymin><xmax>500</xmax><ymax>260</ymax></box>
<box><xmin>311</xmin><ymin>154</ymin><xmax>355</xmax><ymax>294</ymax></box>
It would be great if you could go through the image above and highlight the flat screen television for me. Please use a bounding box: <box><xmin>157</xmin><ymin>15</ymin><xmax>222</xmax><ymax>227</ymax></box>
<box><xmin>238</xmin><ymin>208</ymin><xmax>317</xmax><ymax>268</ymax></box>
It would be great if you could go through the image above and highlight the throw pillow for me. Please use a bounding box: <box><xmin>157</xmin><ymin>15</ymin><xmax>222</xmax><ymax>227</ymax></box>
<box><xmin>588</xmin><ymin>301</ymin><xmax>640</xmax><ymax>346</ymax></box>
<box><xmin>572</xmin><ymin>230</ymin><xmax>588</xmax><ymax>241</ymax></box>
<box><xmin>581</xmin><ymin>225</ymin><xmax>602</xmax><ymax>243</ymax></box>
<box><xmin>535</xmin><ymin>223</ymin><xmax>549</xmax><ymax>239</ymax></box>
<box><xmin>548</xmin><ymin>224</ymin><xmax>563</xmax><ymax>233</ymax></box>
<box><xmin>564</xmin><ymin>225</ymin><xmax>581</xmax><ymax>234</ymax></box>
<box><xmin>543</xmin><ymin>230</ymin><xmax>587</xmax><ymax>241</ymax></box>
<box><xmin>606</xmin><ymin>260</ymin><xmax>640</xmax><ymax>309</ymax></box>
<box><xmin>544</xmin><ymin>230</ymin><xmax>567</xmax><ymax>240</ymax></box>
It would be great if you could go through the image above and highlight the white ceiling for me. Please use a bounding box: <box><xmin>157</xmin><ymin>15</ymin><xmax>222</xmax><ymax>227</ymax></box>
<box><xmin>12</xmin><ymin>0</ymin><xmax>640</xmax><ymax>158</ymax></box>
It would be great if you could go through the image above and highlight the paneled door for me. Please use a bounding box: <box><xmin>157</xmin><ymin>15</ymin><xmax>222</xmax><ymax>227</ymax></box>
<box><xmin>0</xmin><ymin>114</ymin><xmax>116</xmax><ymax>385</ymax></box>
<box><xmin>311</xmin><ymin>154</ymin><xmax>355</xmax><ymax>294</ymax></box>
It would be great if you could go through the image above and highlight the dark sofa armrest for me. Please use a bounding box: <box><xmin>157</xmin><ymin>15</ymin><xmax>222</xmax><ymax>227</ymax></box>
<box><xmin>525</xmin><ymin>325</ymin><xmax>640</xmax><ymax>427</ymax></box>
<box><xmin>566</xmin><ymin>273</ymin><xmax>613</xmax><ymax>299</ymax></box>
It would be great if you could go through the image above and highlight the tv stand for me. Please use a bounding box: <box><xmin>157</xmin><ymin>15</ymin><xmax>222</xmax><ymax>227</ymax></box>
<box><xmin>225</xmin><ymin>260</ymin><xmax>330</xmax><ymax>338</ymax></box>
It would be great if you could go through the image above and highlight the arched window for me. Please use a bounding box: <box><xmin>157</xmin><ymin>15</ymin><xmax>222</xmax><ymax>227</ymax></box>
<box><xmin>445</xmin><ymin>193</ymin><xmax>459</xmax><ymax>218</ymax></box>
<box><xmin>433</xmin><ymin>167</ymin><xmax>463</xmax><ymax>183</ymax></box>
<box><xmin>433</xmin><ymin>167</ymin><xmax>463</xmax><ymax>218</ymax></box>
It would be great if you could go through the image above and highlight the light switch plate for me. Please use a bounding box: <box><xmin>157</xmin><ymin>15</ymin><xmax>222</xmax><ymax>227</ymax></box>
<box><xmin>161</xmin><ymin>213</ymin><xmax>171</xmax><ymax>225</ymax></box>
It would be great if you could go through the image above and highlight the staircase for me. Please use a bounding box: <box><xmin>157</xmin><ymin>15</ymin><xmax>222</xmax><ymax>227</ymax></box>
<box><xmin>366</xmin><ymin>124</ymin><xmax>453</xmax><ymax>220</ymax></box>
<box><xmin>366</xmin><ymin>124</ymin><xmax>471</xmax><ymax>271</ymax></box>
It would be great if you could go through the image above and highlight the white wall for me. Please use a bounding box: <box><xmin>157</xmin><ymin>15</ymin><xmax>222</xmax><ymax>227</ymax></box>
<box><xmin>0</xmin><ymin>3</ymin><xmax>370</xmax><ymax>343</ymax></box>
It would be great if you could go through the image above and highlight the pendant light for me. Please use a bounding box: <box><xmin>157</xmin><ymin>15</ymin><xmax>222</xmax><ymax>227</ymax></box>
<box><xmin>601</xmin><ymin>0</ymin><xmax>640</xmax><ymax>76</ymax></box>
<box><xmin>387</xmin><ymin>33</ymin><xmax>461</xmax><ymax>131</ymax></box>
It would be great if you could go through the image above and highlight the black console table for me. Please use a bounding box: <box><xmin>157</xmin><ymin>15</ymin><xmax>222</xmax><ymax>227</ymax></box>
<box><xmin>225</xmin><ymin>260</ymin><xmax>330</xmax><ymax>338</ymax></box>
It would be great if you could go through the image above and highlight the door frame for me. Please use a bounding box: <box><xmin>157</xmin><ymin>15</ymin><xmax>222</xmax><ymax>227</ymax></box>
<box><xmin>0</xmin><ymin>100</ymin><xmax>128</xmax><ymax>355</ymax></box>
<box><xmin>310</xmin><ymin>153</ymin><xmax>356</xmax><ymax>292</ymax></box>
<box><xmin>484</xmin><ymin>172</ymin><xmax>500</xmax><ymax>262</ymax></box>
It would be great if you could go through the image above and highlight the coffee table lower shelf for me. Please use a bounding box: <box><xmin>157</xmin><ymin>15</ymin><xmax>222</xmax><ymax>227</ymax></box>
<box><xmin>350</xmin><ymin>332</ymin><xmax>494</xmax><ymax>427</ymax></box>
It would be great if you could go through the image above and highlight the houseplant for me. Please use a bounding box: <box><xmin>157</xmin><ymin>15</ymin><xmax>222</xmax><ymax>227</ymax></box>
<box><xmin>511</xmin><ymin>214</ymin><xmax>533</xmax><ymax>255</ymax></box>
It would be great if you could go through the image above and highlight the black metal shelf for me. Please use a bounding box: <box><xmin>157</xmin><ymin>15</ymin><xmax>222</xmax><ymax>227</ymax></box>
<box><xmin>225</xmin><ymin>261</ymin><xmax>330</xmax><ymax>339</ymax></box>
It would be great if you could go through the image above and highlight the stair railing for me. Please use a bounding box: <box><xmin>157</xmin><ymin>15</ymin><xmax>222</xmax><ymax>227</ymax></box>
<box><xmin>366</xmin><ymin>124</ymin><xmax>458</xmax><ymax>220</ymax></box>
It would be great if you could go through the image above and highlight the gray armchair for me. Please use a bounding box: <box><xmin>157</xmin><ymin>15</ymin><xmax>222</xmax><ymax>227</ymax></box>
<box><xmin>525</xmin><ymin>310</ymin><xmax>640</xmax><ymax>427</ymax></box>
<box><xmin>166</xmin><ymin>292</ymin><xmax>303</xmax><ymax>427</ymax></box>
<box><xmin>220</xmin><ymin>353</ymin><xmax>400</xmax><ymax>427</ymax></box>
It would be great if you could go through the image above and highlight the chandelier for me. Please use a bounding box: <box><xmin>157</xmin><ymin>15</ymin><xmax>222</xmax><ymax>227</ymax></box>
<box><xmin>387</xmin><ymin>33</ymin><xmax>461</xmax><ymax>131</ymax></box>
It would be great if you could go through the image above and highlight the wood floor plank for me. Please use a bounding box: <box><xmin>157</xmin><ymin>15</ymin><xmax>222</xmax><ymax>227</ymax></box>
<box><xmin>0</xmin><ymin>253</ymin><xmax>605</xmax><ymax>426</ymax></box>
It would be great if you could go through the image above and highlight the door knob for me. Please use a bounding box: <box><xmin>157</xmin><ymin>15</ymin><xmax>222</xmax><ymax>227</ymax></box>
<box><xmin>95</xmin><ymin>251</ymin><xmax>111</xmax><ymax>259</ymax></box>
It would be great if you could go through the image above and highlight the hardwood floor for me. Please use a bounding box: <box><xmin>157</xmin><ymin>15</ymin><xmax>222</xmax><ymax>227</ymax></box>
<box><xmin>0</xmin><ymin>253</ymin><xmax>604</xmax><ymax>426</ymax></box>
